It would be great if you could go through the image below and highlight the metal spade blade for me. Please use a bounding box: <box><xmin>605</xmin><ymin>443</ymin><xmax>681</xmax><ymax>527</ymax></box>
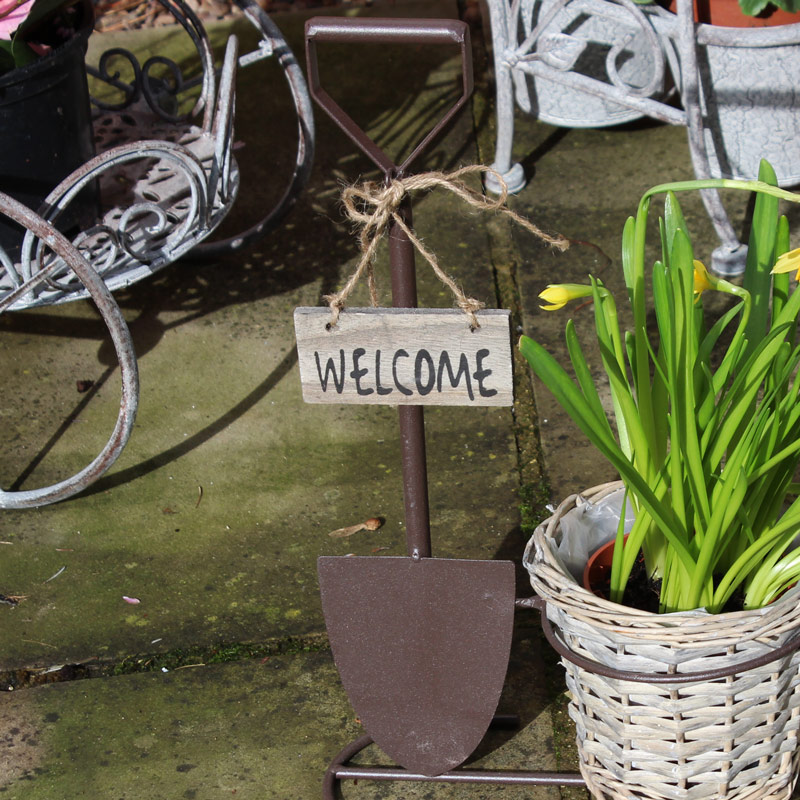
<box><xmin>318</xmin><ymin>555</ymin><xmax>515</xmax><ymax>777</ymax></box>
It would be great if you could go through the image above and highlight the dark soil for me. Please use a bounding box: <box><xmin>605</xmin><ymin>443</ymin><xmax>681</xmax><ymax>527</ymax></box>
<box><xmin>588</xmin><ymin>550</ymin><xmax>662</xmax><ymax>614</ymax></box>
<box><xmin>589</xmin><ymin>552</ymin><xmax>747</xmax><ymax>614</ymax></box>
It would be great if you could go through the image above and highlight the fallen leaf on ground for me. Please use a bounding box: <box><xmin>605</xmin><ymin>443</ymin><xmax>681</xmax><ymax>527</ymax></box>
<box><xmin>328</xmin><ymin>517</ymin><xmax>384</xmax><ymax>538</ymax></box>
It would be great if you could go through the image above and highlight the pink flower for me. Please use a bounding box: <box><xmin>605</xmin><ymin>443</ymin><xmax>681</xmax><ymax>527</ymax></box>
<box><xmin>0</xmin><ymin>0</ymin><xmax>34</xmax><ymax>40</ymax></box>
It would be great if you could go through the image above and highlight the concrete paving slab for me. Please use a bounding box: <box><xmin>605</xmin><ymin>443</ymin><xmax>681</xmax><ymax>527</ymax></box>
<box><xmin>1</xmin><ymin>637</ymin><xmax>566</xmax><ymax>800</ymax></box>
<box><xmin>11</xmin><ymin>1</ymin><xmax>788</xmax><ymax>797</ymax></box>
<box><xmin>0</xmin><ymin>0</ymin><xmax>524</xmax><ymax>679</ymax></box>
<box><xmin>473</xmin><ymin>108</ymin><xmax>757</xmax><ymax>502</ymax></box>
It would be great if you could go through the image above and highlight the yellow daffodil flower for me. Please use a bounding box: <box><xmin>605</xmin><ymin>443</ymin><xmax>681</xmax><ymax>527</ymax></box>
<box><xmin>693</xmin><ymin>260</ymin><xmax>714</xmax><ymax>301</ymax></box>
<box><xmin>771</xmin><ymin>247</ymin><xmax>800</xmax><ymax>281</ymax></box>
<box><xmin>538</xmin><ymin>284</ymin><xmax>593</xmax><ymax>311</ymax></box>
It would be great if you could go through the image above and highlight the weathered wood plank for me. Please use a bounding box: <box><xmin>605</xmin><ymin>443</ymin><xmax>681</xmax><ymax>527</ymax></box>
<box><xmin>294</xmin><ymin>307</ymin><xmax>513</xmax><ymax>406</ymax></box>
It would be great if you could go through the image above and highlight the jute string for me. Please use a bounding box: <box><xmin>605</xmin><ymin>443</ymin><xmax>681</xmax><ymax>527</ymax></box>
<box><xmin>325</xmin><ymin>165</ymin><xmax>569</xmax><ymax>329</ymax></box>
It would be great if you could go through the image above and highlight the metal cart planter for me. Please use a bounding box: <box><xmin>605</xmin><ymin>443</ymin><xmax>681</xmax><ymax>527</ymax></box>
<box><xmin>485</xmin><ymin>0</ymin><xmax>800</xmax><ymax>275</ymax></box>
<box><xmin>0</xmin><ymin>0</ymin><xmax>314</xmax><ymax>507</ymax></box>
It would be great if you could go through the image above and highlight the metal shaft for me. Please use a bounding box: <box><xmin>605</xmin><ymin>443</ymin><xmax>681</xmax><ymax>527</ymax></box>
<box><xmin>389</xmin><ymin>195</ymin><xmax>431</xmax><ymax>559</ymax></box>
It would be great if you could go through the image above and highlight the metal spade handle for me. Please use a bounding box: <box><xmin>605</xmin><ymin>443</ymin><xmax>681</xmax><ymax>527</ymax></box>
<box><xmin>305</xmin><ymin>17</ymin><xmax>473</xmax><ymax>559</ymax></box>
<box><xmin>305</xmin><ymin>17</ymin><xmax>472</xmax><ymax>177</ymax></box>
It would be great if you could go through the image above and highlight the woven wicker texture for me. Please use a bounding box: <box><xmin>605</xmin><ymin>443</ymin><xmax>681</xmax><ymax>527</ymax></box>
<box><xmin>523</xmin><ymin>483</ymin><xmax>800</xmax><ymax>800</ymax></box>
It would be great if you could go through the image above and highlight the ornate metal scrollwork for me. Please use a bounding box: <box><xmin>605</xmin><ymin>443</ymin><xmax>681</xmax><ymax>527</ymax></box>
<box><xmin>0</xmin><ymin>138</ymin><xmax>217</xmax><ymax>308</ymax></box>
<box><xmin>505</xmin><ymin>0</ymin><xmax>667</xmax><ymax>115</ymax></box>
<box><xmin>0</xmin><ymin>0</ymin><xmax>315</xmax><ymax>506</ymax></box>
<box><xmin>87</xmin><ymin>47</ymin><xmax>143</xmax><ymax>111</ymax></box>
<box><xmin>0</xmin><ymin>31</ymin><xmax>240</xmax><ymax>311</ymax></box>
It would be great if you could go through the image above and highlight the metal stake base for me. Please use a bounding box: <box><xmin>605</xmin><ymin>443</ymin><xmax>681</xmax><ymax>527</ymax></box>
<box><xmin>322</xmin><ymin>728</ymin><xmax>586</xmax><ymax>799</ymax></box>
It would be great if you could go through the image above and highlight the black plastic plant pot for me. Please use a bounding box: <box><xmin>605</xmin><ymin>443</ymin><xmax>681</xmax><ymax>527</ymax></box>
<box><xmin>0</xmin><ymin>0</ymin><xmax>98</xmax><ymax>260</ymax></box>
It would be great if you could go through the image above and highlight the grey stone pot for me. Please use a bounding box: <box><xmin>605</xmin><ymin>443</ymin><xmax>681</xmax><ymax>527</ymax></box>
<box><xmin>486</xmin><ymin>0</ymin><xmax>800</xmax><ymax>273</ymax></box>
<box><xmin>695</xmin><ymin>21</ymin><xmax>800</xmax><ymax>186</ymax></box>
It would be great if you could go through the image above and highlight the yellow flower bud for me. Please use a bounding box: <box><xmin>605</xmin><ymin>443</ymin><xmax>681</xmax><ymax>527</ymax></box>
<box><xmin>693</xmin><ymin>260</ymin><xmax>714</xmax><ymax>299</ymax></box>
<box><xmin>771</xmin><ymin>247</ymin><xmax>800</xmax><ymax>281</ymax></box>
<box><xmin>538</xmin><ymin>284</ymin><xmax>593</xmax><ymax>311</ymax></box>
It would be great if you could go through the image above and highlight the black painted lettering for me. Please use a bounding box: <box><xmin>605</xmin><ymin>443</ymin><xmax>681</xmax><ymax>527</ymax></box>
<box><xmin>436</xmin><ymin>352</ymin><xmax>474</xmax><ymax>401</ymax></box>
<box><xmin>315</xmin><ymin>350</ymin><xmax>346</xmax><ymax>394</ymax></box>
<box><xmin>414</xmin><ymin>349</ymin><xmax>435</xmax><ymax>395</ymax></box>
<box><xmin>473</xmin><ymin>349</ymin><xmax>497</xmax><ymax>398</ymax></box>
<box><xmin>375</xmin><ymin>349</ymin><xmax>392</xmax><ymax>396</ymax></box>
<box><xmin>392</xmin><ymin>349</ymin><xmax>413</xmax><ymax>396</ymax></box>
<box><xmin>350</xmin><ymin>348</ymin><xmax>373</xmax><ymax>396</ymax></box>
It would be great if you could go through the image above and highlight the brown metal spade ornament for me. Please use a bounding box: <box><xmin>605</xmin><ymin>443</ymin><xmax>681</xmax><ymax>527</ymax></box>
<box><xmin>305</xmin><ymin>14</ymin><xmax>517</xmax><ymax>781</ymax></box>
<box><xmin>318</xmin><ymin>556</ymin><xmax>514</xmax><ymax>777</ymax></box>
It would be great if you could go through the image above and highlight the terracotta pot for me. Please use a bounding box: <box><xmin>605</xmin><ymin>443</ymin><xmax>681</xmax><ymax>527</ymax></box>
<box><xmin>582</xmin><ymin>535</ymin><xmax>626</xmax><ymax>596</ymax></box>
<box><xmin>665</xmin><ymin>0</ymin><xmax>800</xmax><ymax>25</ymax></box>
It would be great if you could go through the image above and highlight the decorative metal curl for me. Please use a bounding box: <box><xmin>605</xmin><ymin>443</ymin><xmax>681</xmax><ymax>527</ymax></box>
<box><xmin>117</xmin><ymin>202</ymin><xmax>173</xmax><ymax>263</ymax></box>
<box><xmin>87</xmin><ymin>0</ymin><xmax>215</xmax><ymax>126</ymax></box>
<box><xmin>141</xmin><ymin>55</ymin><xmax>203</xmax><ymax>123</ymax></box>
<box><xmin>40</xmin><ymin>225</ymin><xmax>122</xmax><ymax>293</ymax></box>
<box><xmin>0</xmin><ymin>139</ymin><xmax>217</xmax><ymax>308</ymax></box>
<box><xmin>507</xmin><ymin>0</ymin><xmax>666</xmax><ymax>102</ymax></box>
<box><xmin>86</xmin><ymin>47</ymin><xmax>143</xmax><ymax>111</ymax></box>
<box><xmin>0</xmin><ymin>193</ymin><xmax>139</xmax><ymax>509</ymax></box>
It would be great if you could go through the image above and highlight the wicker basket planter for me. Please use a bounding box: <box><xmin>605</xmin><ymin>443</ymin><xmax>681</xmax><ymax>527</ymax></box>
<box><xmin>523</xmin><ymin>482</ymin><xmax>800</xmax><ymax>800</ymax></box>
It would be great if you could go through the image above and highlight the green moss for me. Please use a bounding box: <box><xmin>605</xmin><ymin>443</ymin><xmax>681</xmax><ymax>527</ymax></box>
<box><xmin>105</xmin><ymin>635</ymin><xmax>330</xmax><ymax>677</ymax></box>
<box><xmin>1</xmin><ymin>635</ymin><xmax>331</xmax><ymax>689</ymax></box>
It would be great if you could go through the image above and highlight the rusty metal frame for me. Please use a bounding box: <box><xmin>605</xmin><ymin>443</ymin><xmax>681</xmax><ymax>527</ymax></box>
<box><xmin>524</xmin><ymin>596</ymin><xmax>800</xmax><ymax>684</ymax></box>
<box><xmin>306</xmin><ymin>16</ymin><xmax>588</xmax><ymax>796</ymax></box>
<box><xmin>305</xmin><ymin>18</ymin><xmax>800</xmax><ymax>796</ymax></box>
<box><xmin>306</xmin><ymin>17</ymin><xmax>471</xmax><ymax>179</ymax></box>
<box><xmin>306</xmin><ymin>16</ymin><xmax>474</xmax><ymax>554</ymax></box>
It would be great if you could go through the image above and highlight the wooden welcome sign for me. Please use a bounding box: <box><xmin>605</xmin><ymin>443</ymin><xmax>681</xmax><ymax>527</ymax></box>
<box><xmin>294</xmin><ymin>307</ymin><xmax>513</xmax><ymax>406</ymax></box>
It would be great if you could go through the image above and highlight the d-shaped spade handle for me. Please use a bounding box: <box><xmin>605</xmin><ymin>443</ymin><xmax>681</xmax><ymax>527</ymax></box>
<box><xmin>305</xmin><ymin>16</ymin><xmax>473</xmax><ymax>177</ymax></box>
<box><xmin>304</xmin><ymin>16</ymin><xmax>474</xmax><ymax>561</ymax></box>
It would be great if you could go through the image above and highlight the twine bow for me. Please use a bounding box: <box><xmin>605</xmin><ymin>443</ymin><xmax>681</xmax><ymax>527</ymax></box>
<box><xmin>325</xmin><ymin>165</ymin><xmax>569</xmax><ymax>330</ymax></box>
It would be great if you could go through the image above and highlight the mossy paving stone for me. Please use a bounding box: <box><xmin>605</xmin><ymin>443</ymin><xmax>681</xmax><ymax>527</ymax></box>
<box><xmin>1</xmin><ymin>644</ymin><xmax>567</xmax><ymax>799</ymax></box>
<box><xmin>0</xmin><ymin>0</ymin><xmax>521</xmax><ymax>683</ymax></box>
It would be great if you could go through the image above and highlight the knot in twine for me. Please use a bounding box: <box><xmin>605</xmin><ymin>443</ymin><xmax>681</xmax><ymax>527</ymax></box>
<box><xmin>325</xmin><ymin>165</ymin><xmax>569</xmax><ymax>330</ymax></box>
